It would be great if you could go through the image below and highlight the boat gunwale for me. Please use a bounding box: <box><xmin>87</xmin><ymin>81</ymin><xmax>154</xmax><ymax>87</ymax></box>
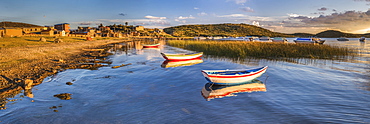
<box><xmin>202</xmin><ymin>66</ymin><xmax>268</xmax><ymax>78</ymax></box>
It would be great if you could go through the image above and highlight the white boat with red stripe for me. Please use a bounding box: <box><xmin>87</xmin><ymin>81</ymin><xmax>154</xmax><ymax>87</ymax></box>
<box><xmin>160</xmin><ymin>52</ymin><xmax>203</xmax><ymax>61</ymax></box>
<box><xmin>142</xmin><ymin>43</ymin><xmax>160</xmax><ymax>48</ymax></box>
<box><xmin>201</xmin><ymin>66</ymin><xmax>268</xmax><ymax>85</ymax></box>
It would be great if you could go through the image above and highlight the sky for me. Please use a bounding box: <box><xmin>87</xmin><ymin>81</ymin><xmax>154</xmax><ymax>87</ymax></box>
<box><xmin>1</xmin><ymin>0</ymin><xmax>370</xmax><ymax>34</ymax></box>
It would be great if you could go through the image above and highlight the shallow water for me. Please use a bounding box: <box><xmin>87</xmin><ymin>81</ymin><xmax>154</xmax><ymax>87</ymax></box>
<box><xmin>0</xmin><ymin>38</ymin><xmax>369</xmax><ymax>123</ymax></box>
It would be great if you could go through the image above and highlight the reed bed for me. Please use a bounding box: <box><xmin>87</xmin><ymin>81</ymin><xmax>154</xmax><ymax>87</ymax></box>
<box><xmin>166</xmin><ymin>40</ymin><xmax>354</xmax><ymax>59</ymax></box>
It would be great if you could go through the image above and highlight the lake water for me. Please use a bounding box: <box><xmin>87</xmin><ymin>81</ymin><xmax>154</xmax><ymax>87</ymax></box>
<box><xmin>1</xmin><ymin>38</ymin><xmax>369</xmax><ymax>124</ymax></box>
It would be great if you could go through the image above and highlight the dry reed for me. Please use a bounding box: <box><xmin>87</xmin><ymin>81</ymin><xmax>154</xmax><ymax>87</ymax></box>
<box><xmin>166</xmin><ymin>40</ymin><xmax>354</xmax><ymax>59</ymax></box>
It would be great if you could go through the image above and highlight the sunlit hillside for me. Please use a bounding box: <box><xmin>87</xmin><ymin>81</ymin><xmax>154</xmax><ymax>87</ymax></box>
<box><xmin>0</xmin><ymin>21</ymin><xmax>42</xmax><ymax>27</ymax></box>
<box><xmin>163</xmin><ymin>23</ymin><xmax>294</xmax><ymax>37</ymax></box>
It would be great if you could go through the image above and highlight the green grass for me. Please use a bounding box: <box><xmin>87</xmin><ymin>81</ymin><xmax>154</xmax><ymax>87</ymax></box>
<box><xmin>166</xmin><ymin>40</ymin><xmax>355</xmax><ymax>59</ymax></box>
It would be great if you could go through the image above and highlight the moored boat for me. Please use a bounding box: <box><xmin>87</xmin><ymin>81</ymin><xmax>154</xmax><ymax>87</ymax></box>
<box><xmin>201</xmin><ymin>80</ymin><xmax>266</xmax><ymax>101</ymax></box>
<box><xmin>359</xmin><ymin>37</ymin><xmax>366</xmax><ymax>42</ymax></box>
<box><xmin>201</xmin><ymin>66</ymin><xmax>268</xmax><ymax>85</ymax></box>
<box><xmin>272</xmin><ymin>37</ymin><xmax>288</xmax><ymax>43</ymax></box>
<box><xmin>142</xmin><ymin>43</ymin><xmax>160</xmax><ymax>48</ymax></box>
<box><xmin>293</xmin><ymin>38</ymin><xmax>325</xmax><ymax>44</ymax></box>
<box><xmin>161</xmin><ymin>58</ymin><xmax>203</xmax><ymax>68</ymax></box>
<box><xmin>245</xmin><ymin>36</ymin><xmax>259</xmax><ymax>41</ymax></box>
<box><xmin>256</xmin><ymin>36</ymin><xmax>272</xmax><ymax>42</ymax></box>
<box><xmin>218</xmin><ymin>37</ymin><xmax>249</xmax><ymax>41</ymax></box>
<box><xmin>160</xmin><ymin>52</ymin><xmax>203</xmax><ymax>61</ymax></box>
<box><xmin>337</xmin><ymin>37</ymin><xmax>349</xmax><ymax>41</ymax></box>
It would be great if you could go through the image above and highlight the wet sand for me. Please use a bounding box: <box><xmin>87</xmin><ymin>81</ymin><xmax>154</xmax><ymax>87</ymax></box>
<box><xmin>0</xmin><ymin>39</ymin><xmax>128</xmax><ymax>90</ymax></box>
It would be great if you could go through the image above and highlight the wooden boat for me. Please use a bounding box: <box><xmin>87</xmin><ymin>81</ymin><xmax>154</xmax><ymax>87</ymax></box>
<box><xmin>337</xmin><ymin>37</ymin><xmax>349</xmax><ymax>41</ymax></box>
<box><xmin>142</xmin><ymin>43</ymin><xmax>160</xmax><ymax>48</ymax></box>
<box><xmin>272</xmin><ymin>37</ymin><xmax>288</xmax><ymax>43</ymax></box>
<box><xmin>256</xmin><ymin>36</ymin><xmax>272</xmax><ymax>42</ymax></box>
<box><xmin>160</xmin><ymin>52</ymin><xmax>203</xmax><ymax>61</ymax></box>
<box><xmin>314</xmin><ymin>38</ymin><xmax>326</xmax><ymax>44</ymax></box>
<box><xmin>218</xmin><ymin>37</ymin><xmax>249</xmax><ymax>41</ymax></box>
<box><xmin>359</xmin><ymin>37</ymin><xmax>366</xmax><ymax>42</ymax></box>
<box><xmin>201</xmin><ymin>66</ymin><xmax>268</xmax><ymax>85</ymax></box>
<box><xmin>293</xmin><ymin>38</ymin><xmax>325</xmax><ymax>44</ymax></box>
<box><xmin>201</xmin><ymin>80</ymin><xmax>266</xmax><ymax>101</ymax></box>
<box><xmin>161</xmin><ymin>58</ymin><xmax>203</xmax><ymax>68</ymax></box>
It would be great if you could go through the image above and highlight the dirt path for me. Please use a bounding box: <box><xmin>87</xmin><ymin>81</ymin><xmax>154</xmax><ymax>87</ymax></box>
<box><xmin>0</xmin><ymin>39</ymin><xmax>129</xmax><ymax>90</ymax></box>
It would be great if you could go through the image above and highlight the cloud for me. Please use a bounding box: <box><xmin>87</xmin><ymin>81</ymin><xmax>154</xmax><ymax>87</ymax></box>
<box><xmin>144</xmin><ymin>15</ymin><xmax>166</xmax><ymax>19</ymax></box>
<box><xmin>175</xmin><ymin>19</ymin><xmax>187</xmax><ymax>23</ymax></box>
<box><xmin>239</xmin><ymin>7</ymin><xmax>254</xmax><ymax>12</ymax></box>
<box><xmin>217</xmin><ymin>14</ymin><xmax>248</xmax><ymax>18</ymax></box>
<box><xmin>197</xmin><ymin>12</ymin><xmax>208</xmax><ymax>16</ymax></box>
<box><xmin>227</xmin><ymin>0</ymin><xmax>248</xmax><ymax>5</ymax></box>
<box><xmin>287</xmin><ymin>13</ymin><xmax>314</xmax><ymax>19</ymax></box>
<box><xmin>287</xmin><ymin>13</ymin><xmax>301</xmax><ymax>17</ymax></box>
<box><xmin>217</xmin><ymin>13</ymin><xmax>280</xmax><ymax>22</ymax></box>
<box><xmin>312</xmin><ymin>12</ymin><xmax>325</xmax><ymax>15</ymax></box>
<box><xmin>194</xmin><ymin>7</ymin><xmax>199</xmax><ymax>10</ymax></box>
<box><xmin>318</xmin><ymin>7</ymin><xmax>327</xmax><ymax>11</ymax></box>
<box><xmin>286</xmin><ymin>10</ymin><xmax>370</xmax><ymax>33</ymax></box>
<box><xmin>353</xmin><ymin>0</ymin><xmax>370</xmax><ymax>2</ymax></box>
<box><xmin>79</xmin><ymin>22</ymin><xmax>91</xmax><ymax>25</ymax></box>
<box><xmin>177</xmin><ymin>15</ymin><xmax>195</xmax><ymax>20</ymax></box>
<box><xmin>119</xmin><ymin>13</ymin><xmax>126</xmax><ymax>16</ymax></box>
<box><xmin>252</xmin><ymin>21</ymin><xmax>260</xmax><ymax>26</ymax></box>
<box><xmin>96</xmin><ymin>18</ymin><xmax>170</xmax><ymax>27</ymax></box>
<box><xmin>149</xmin><ymin>20</ymin><xmax>171</xmax><ymax>25</ymax></box>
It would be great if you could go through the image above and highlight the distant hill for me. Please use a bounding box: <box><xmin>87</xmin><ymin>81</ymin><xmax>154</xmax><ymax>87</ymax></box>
<box><xmin>163</xmin><ymin>23</ymin><xmax>294</xmax><ymax>37</ymax></box>
<box><xmin>289</xmin><ymin>33</ymin><xmax>314</xmax><ymax>37</ymax></box>
<box><xmin>315</xmin><ymin>30</ymin><xmax>370</xmax><ymax>38</ymax></box>
<box><xmin>0</xmin><ymin>21</ymin><xmax>42</xmax><ymax>28</ymax></box>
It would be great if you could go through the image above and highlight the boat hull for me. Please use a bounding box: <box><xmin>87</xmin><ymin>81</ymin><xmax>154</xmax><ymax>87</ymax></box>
<box><xmin>161</xmin><ymin>58</ymin><xmax>203</xmax><ymax>68</ymax></box>
<box><xmin>294</xmin><ymin>38</ymin><xmax>325</xmax><ymax>44</ymax></box>
<box><xmin>359</xmin><ymin>37</ymin><xmax>366</xmax><ymax>42</ymax></box>
<box><xmin>294</xmin><ymin>40</ymin><xmax>315</xmax><ymax>44</ymax></box>
<box><xmin>142</xmin><ymin>43</ymin><xmax>160</xmax><ymax>48</ymax></box>
<box><xmin>161</xmin><ymin>52</ymin><xmax>203</xmax><ymax>61</ymax></box>
<box><xmin>337</xmin><ymin>38</ymin><xmax>349</xmax><ymax>41</ymax></box>
<box><xmin>201</xmin><ymin>66</ymin><xmax>268</xmax><ymax>85</ymax></box>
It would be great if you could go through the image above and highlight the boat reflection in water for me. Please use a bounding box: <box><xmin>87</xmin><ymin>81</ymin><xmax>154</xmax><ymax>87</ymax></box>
<box><xmin>161</xmin><ymin>58</ymin><xmax>203</xmax><ymax>68</ymax></box>
<box><xmin>201</xmin><ymin>79</ymin><xmax>266</xmax><ymax>101</ymax></box>
<box><xmin>142</xmin><ymin>47</ymin><xmax>160</xmax><ymax>51</ymax></box>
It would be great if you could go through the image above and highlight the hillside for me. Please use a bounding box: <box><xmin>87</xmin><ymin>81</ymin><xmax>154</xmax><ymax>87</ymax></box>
<box><xmin>163</xmin><ymin>23</ymin><xmax>294</xmax><ymax>37</ymax></box>
<box><xmin>315</xmin><ymin>30</ymin><xmax>370</xmax><ymax>38</ymax></box>
<box><xmin>0</xmin><ymin>21</ymin><xmax>42</xmax><ymax>27</ymax></box>
<box><xmin>289</xmin><ymin>33</ymin><xmax>314</xmax><ymax>37</ymax></box>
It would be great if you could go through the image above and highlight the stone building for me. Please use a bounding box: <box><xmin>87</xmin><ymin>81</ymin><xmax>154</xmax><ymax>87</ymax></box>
<box><xmin>135</xmin><ymin>26</ymin><xmax>144</xmax><ymax>31</ymax></box>
<box><xmin>41</xmin><ymin>29</ymin><xmax>55</xmax><ymax>36</ymax></box>
<box><xmin>54</xmin><ymin>23</ymin><xmax>70</xmax><ymax>32</ymax></box>
<box><xmin>0</xmin><ymin>28</ymin><xmax>23</xmax><ymax>37</ymax></box>
<box><xmin>22</xmin><ymin>27</ymin><xmax>46</xmax><ymax>34</ymax></box>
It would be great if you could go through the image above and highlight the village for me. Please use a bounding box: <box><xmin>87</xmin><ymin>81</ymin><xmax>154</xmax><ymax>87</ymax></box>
<box><xmin>0</xmin><ymin>22</ymin><xmax>167</xmax><ymax>38</ymax></box>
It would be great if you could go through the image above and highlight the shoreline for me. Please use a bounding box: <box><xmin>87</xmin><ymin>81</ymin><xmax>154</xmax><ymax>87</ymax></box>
<box><xmin>0</xmin><ymin>39</ymin><xmax>129</xmax><ymax>91</ymax></box>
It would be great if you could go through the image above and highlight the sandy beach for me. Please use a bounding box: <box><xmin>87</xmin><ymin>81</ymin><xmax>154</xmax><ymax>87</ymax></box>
<box><xmin>0</xmin><ymin>39</ymin><xmax>129</xmax><ymax>90</ymax></box>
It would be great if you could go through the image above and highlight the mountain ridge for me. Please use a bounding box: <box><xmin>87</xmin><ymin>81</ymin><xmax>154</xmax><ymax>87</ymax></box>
<box><xmin>0</xmin><ymin>21</ymin><xmax>42</xmax><ymax>28</ymax></box>
<box><xmin>2</xmin><ymin>21</ymin><xmax>369</xmax><ymax>38</ymax></box>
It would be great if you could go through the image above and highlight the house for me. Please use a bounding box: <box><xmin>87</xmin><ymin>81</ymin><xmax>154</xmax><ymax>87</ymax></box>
<box><xmin>41</xmin><ymin>29</ymin><xmax>55</xmax><ymax>36</ymax></box>
<box><xmin>0</xmin><ymin>28</ymin><xmax>23</xmax><ymax>37</ymax></box>
<box><xmin>54</xmin><ymin>23</ymin><xmax>70</xmax><ymax>32</ymax></box>
<box><xmin>22</xmin><ymin>27</ymin><xmax>46</xmax><ymax>34</ymax></box>
<box><xmin>135</xmin><ymin>26</ymin><xmax>144</xmax><ymax>31</ymax></box>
